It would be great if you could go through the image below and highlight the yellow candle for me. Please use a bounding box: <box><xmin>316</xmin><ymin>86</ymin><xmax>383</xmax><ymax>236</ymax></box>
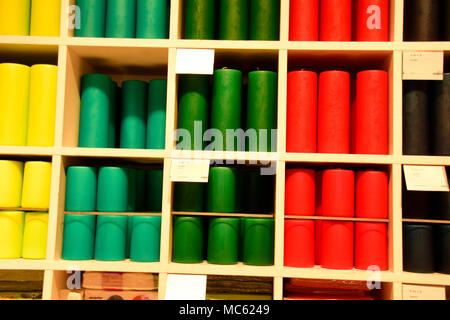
<box><xmin>22</xmin><ymin>212</ymin><xmax>49</xmax><ymax>259</ymax></box>
<box><xmin>21</xmin><ymin>161</ymin><xmax>52</xmax><ymax>209</ymax></box>
<box><xmin>0</xmin><ymin>160</ymin><xmax>24</xmax><ymax>207</ymax></box>
<box><xmin>30</xmin><ymin>0</ymin><xmax>61</xmax><ymax>36</ymax></box>
<box><xmin>0</xmin><ymin>211</ymin><xmax>25</xmax><ymax>259</ymax></box>
<box><xmin>0</xmin><ymin>0</ymin><xmax>31</xmax><ymax>35</ymax></box>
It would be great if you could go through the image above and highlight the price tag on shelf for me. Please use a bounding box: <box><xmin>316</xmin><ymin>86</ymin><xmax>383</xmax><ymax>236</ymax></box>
<box><xmin>402</xmin><ymin>284</ymin><xmax>446</xmax><ymax>300</ymax></box>
<box><xmin>403</xmin><ymin>51</ymin><xmax>444</xmax><ymax>80</ymax></box>
<box><xmin>403</xmin><ymin>165</ymin><xmax>449</xmax><ymax>192</ymax></box>
<box><xmin>164</xmin><ymin>274</ymin><xmax>207</xmax><ymax>300</ymax></box>
<box><xmin>175</xmin><ymin>49</ymin><xmax>215</xmax><ymax>75</ymax></box>
<box><xmin>170</xmin><ymin>159</ymin><xmax>210</xmax><ymax>183</ymax></box>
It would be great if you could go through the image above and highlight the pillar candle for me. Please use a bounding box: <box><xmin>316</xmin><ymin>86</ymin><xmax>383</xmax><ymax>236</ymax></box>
<box><xmin>322</xmin><ymin>169</ymin><xmax>354</xmax><ymax>217</ymax></box>
<box><xmin>355</xmin><ymin>0</ymin><xmax>389</xmax><ymax>41</ymax></box>
<box><xmin>0</xmin><ymin>212</ymin><xmax>25</xmax><ymax>259</ymax></box>
<box><xmin>27</xmin><ymin>64</ymin><xmax>58</xmax><ymax>147</ymax></box>
<box><xmin>173</xmin><ymin>183</ymin><xmax>205</xmax><ymax>212</ymax></box>
<box><xmin>432</xmin><ymin>74</ymin><xmax>450</xmax><ymax>156</ymax></box>
<box><xmin>172</xmin><ymin>216</ymin><xmax>204</xmax><ymax>263</ymax></box>
<box><xmin>147</xmin><ymin>168</ymin><xmax>163</xmax><ymax>212</ymax></box>
<box><xmin>177</xmin><ymin>75</ymin><xmax>210</xmax><ymax>150</ymax></box>
<box><xmin>30</xmin><ymin>0</ymin><xmax>61</xmax><ymax>36</ymax></box>
<box><xmin>245</xmin><ymin>170</ymin><xmax>274</xmax><ymax>214</ymax></box>
<box><xmin>317</xmin><ymin>71</ymin><xmax>350</xmax><ymax>154</ymax></box>
<box><xmin>356</xmin><ymin>170</ymin><xmax>388</xmax><ymax>219</ymax></box>
<box><xmin>184</xmin><ymin>0</ymin><xmax>215</xmax><ymax>39</ymax></box>
<box><xmin>436</xmin><ymin>225</ymin><xmax>450</xmax><ymax>274</ymax></box>
<box><xmin>320</xmin><ymin>0</ymin><xmax>351</xmax><ymax>41</ymax></box>
<box><xmin>207</xmin><ymin>167</ymin><xmax>237</xmax><ymax>213</ymax></box>
<box><xmin>130</xmin><ymin>216</ymin><xmax>161</xmax><ymax>262</ymax></box>
<box><xmin>403</xmin><ymin>188</ymin><xmax>432</xmax><ymax>219</ymax></box>
<box><xmin>403</xmin><ymin>81</ymin><xmax>430</xmax><ymax>155</ymax></box>
<box><xmin>94</xmin><ymin>215</ymin><xmax>128</xmax><ymax>261</ymax></box>
<box><xmin>21</xmin><ymin>161</ymin><xmax>52</xmax><ymax>209</ymax></box>
<box><xmin>403</xmin><ymin>223</ymin><xmax>434</xmax><ymax>273</ymax></box>
<box><xmin>219</xmin><ymin>0</ymin><xmax>248</xmax><ymax>40</ymax></box>
<box><xmin>120</xmin><ymin>80</ymin><xmax>148</xmax><ymax>149</ymax></box>
<box><xmin>127</xmin><ymin>169</ymin><xmax>139</xmax><ymax>212</ymax></box>
<box><xmin>106</xmin><ymin>0</ymin><xmax>137</xmax><ymax>38</ymax></box>
<box><xmin>315</xmin><ymin>170</ymin><xmax>323</xmax><ymax>265</ymax></box>
<box><xmin>0</xmin><ymin>0</ymin><xmax>30</xmax><ymax>35</ymax></box>
<box><xmin>284</xmin><ymin>220</ymin><xmax>315</xmax><ymax>268</ymax></box>
<box><xmin>108</xmin><ymin>81</ymin><xmax>118</xmax><ymax>148</ymax></box>
<box><xmin>22</xmin><ymin>212</ymin><xmax>49</xmax><ymax>259</ymax></box>
<box><xmin>249</xmin><ymin>0</ymin><xmax>280</xmax><ymax>40</ymax></box>
<box><xmin>62</xmin><ymin>214</ymin><xmax>96</xmax><ymax>260</ymax></box>
<box><xmin>147</xmin><ymin>79</ymin><xmax>167</xmax><ymax>150</ymax></box>
<box><xmin>285</xmin><ymin>168</ymin><xmax>315</xmax><ymax>216</ymax></box>
<box><xmin>0</xmin><ymin>160</ymin><xmax>23</xmax><ymax>208</ymax></box>
<box><xmin>242</xmin><ymin>218</ymin><xmax>274</xmax><ymax>266</ymax></box>
<box><xmin>355</xmin><ymin>70</ymin><xmax>388</xmax><ymax>154</ymax></box>
<box><xmin>96</xmin><ymin>167</ymin><xmax>128</xmax><ymax>212</ymax></box>
<box><xmin>289</xmin><ymin>0</ymin><xmax>319</xmax><ymax>41</ymax></box>
<box><xmin>207</xmin><ymin>218</ymin><xmax>239</xmax><ymax>264</ymax></box>
<box><xmin>136</xmin><ymin>0</ymin><xmax>169</xmax><ymax>39</ymax></box>
<box><xmin>78</xmin><ymin>73</ymin><xmax>112</xmax><ymax>148</ymax></box>
<box><xmin>247</xmin><ymin>71</ymin><xmax>277</xmax><ymax>152</ymax></box>
<box><xmin>404</xmin><ymin>0</ymin><xmax>440</xmax><ymax>41</ymax></box>
<box><xmin>444</xmin><ymin>0</ymin><xmax>450</xmax><ymax>41</ymax></box>
<box><xmin>321</xmin><ymin>221</ymin><xmax>354</xmax><ymax>270</ymax></box>
<box><xmin>0</xmin><ymin>63</ymin><xmax>30</xmax><ymax>146</ymax></box>
<box><xmin>211</xmin><ymin>69</ymin><xmax>242</xmax><ymax>151</ymax></box>
<box><xmin>437</xmin><ymin>167</ymin><xmax>449</xmax><ymax>221</ymax></box>
<box><xmin>286</xmin><ymin>71</ymin><xmax>317</xmax><ymax>153</ymax></box>
<box><xmin>75</xmin><ymin>0</ymin><xmax>106</xmax><ymax>37</ymax></box>
<box><xmin>355</xmin><ymin>222</ymin><xmax>388</xmax><ymax>271</ymax></box>
<box><xmin>65</xmin><ymin>166</ymin><xmax>98</xmax><ymax>212</ymax></box>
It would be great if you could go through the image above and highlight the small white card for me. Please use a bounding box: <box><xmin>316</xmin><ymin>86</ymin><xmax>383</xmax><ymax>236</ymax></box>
<box><xmin>175</xmin><ymin>49</ymin><xmax>215</xmax><ymax>75</ymax></box>
<box><xmin>403</xmin><ymin>284</ymin><xmax>446</xmax><ymax>300</ymax></box>
<box><xmin>164</xmin><ymin>274</ymin><xmax>207</xmax><ymax>300</ymax></box>
<box><xmin>403</xmin><ymin>165</ymin><xmax>449</xmax><ymax>192</ymax></box>
<box><xmin>403</xmin><ymin>51</ymin><xmax>444</xmax><ymax>80</ymax></box>
<box><xmin>170</xmin><ymin>159</ymin><xmax>210</xmax><ymax>183</ymax></box>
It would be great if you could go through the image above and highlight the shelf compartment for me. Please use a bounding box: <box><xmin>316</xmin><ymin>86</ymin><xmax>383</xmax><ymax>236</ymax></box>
<box><xmin>0</xmin><ymin>37</ymin><xmax>59</xmax><ymax>65</ymax></box>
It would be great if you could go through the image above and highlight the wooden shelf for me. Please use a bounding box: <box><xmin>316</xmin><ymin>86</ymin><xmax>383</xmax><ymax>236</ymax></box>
<box><xmin>402</xmin><ymin>219</ymin><xmax>450</xmax><ymax>225</ymax></box>
<box><xmin>0</xmin><ymin>207</ymin><xmax>50</xmax><ymax>212</ymax></box>
<box><xmin>172</xmin><ymin>212</ymin><xmax>274</xmax><ymax>219</ymax></box>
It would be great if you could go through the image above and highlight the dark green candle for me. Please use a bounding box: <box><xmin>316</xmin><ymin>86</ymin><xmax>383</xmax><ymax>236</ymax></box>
<box><xmin>207</xmin><ymin>218</ymin><xmax>239</xmax><ymax>264</ymax></box>
<box><xmin>207</xmin><ymin>167</ymin><xmax>237</xmax><ymax>213</ymax></box>
<box><xmin>177</xmin><ymin>75</ymin><xmax>210</xmax><ymax>150</ymax></box>
<box><xmin>147</xmin><ymin>79</ymin><xmax>167</xmax><ymax>150</ymax></box>
<box><xmin>65</xmin><ymin>166</ymin><xmax>97</xmax><ymax>212</ymax></box>
<box><xmin>245</xmin><ymin>169</ymin><xmax>274</xmax><ymax>213</ymax></box>
<box><xmin>127</xmin><ymin>169</ymin><xmax>146</xmax><ymax>212</ymax></box>
<box><xmin>75</xmin><ymin>0</ymin><xmax>106</xmax><ymax>37</ymax></box>
<box><xmin>172</xmin><ymin>216</ymin><xmax>204</xmax><ymax>263</ymax></box>
<box><xmin>242</xmin><ymin>218</ymin><xmax>274</xmax><ymax>266</ymax></box>
<box><xmin>147</xmin><ymin>168</ymin><xmax>163</xmax><ymax>212</ymax></box>
<box><xmin>120</xmin><ymin>80</ymin><xmax>148</xmax><ymax>149</ymax></box>
<box><xmin>219</xmin><ymin>0</ymin><xmax>249</xmax><ymax>40</ymax></box>
<box><xmin>109</xmin><ymin>81</ymin><xmax>118</xmax><ymax>148</ymax></box>
<box><xmin>184</xmin><ymin>0</ymin><xmax>215</xmax><ymax>39</ymax></box>
<box><xmin>249</xmin><ymin>0</ymin><xmax>280</xmax><ymax>40</ymax></box>
<box><xmin>97</xmin><ymin>167</ymin><xmax>128</xmax><ymax>212</ymax></box>
<box><xmin>211</xmin><ymin>69</ymin><xmax>242</xmax><ymax>151</ymax></box>
<box><xmin>436</xmin><ymin>225</ymin><xmax>450</xmax><ymax>274</ymax></box>
<box><xmin>105</xmin><ymin>0</ymin><xmax>137</xmax><ymax>38</ymax></box>
<box><xmin>247</xmin><ymin>71</ymin><xmax>277</xmax><ymax>152</ymax></box>
<box><xmin>136</xmin><ymin>0</ymin><xmax>169</xmax><ymax>39</ymax></box>
<box><xmin>432</xmin><ymin>74</ymin><xmax>450</xmax><ymax>156</ymax></box>
<box><xmin>173</xmin><ymin>183</ymin><xmax>205</xmax><ymax>212</ymax></box>
<box><xmin>403</xmin><ymin>223</ymin><xmax>434</xmax><ymax>273</ymax></box>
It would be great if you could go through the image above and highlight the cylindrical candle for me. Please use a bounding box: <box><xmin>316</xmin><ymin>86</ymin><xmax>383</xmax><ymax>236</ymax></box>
<box><xmin>27</xmin><ymin>64</ymin><xmax>58</xmax><ymax>147</ymax></box>
<box><xmin>432</xmin><ymin>74</ymin><xmax>450</xmax><ymax>156</ymax></box>
<box><xmin>94</xmin><ymin>215</ymin><xmax>128</xmax><ymax>261</ymax></box>
<box><xmin>403</xmin><ymin>224</ymin><xmax>434</xmax><ymax>273</ymax></box>
<box><xmin>127</xmin><ymin>168</ymin><xmax>146</xmax><ymax>212</ymax></box>
<box><xmin>249</xmin><ymin>0</ymin><xmax>280</xmax><ymax>40</ymax></box>
<box><xmin>320</xmin><ymin>0</ymin><xmax>351</xmax><ymax>41</ymax></box>
<box><xmin>286</xmin><ymin>71</ymin><xmax>317</xmax><ymax>153</ymax></box>
<box><xmin>147</xmin><ymin>168</ymin><xmax>163</xmax><ymax>212</ymax></box>
<box><xmin>62</xmin><ymin>214</ymin><xmax>96</xmax><ymax>260</ymax></box>
<box><xmin>242</xmin><ymin>218</ymin><xmax>274</xmax><ymax>266</ymax></box>
<box><xmin>211</xmin><ymin>69</ymin><xmax>242</xmax><ymax>151</ymax></box>
<box><xmin>356</xmin><ymin>170</ymin><xmax>388</xmax><ymax>219</ymax></box>
<box><xmin>355</xmin><ymin>70</ymin><xmax>389</xmax><ymax>154</ymax></box>
<box><xmin>355</xmin><ymin>0</ymin><xmax>389</xmax><ymax>41</ymax></box>
<box><xmin>404</xmin><ymin>0</ymin><xmax>440</xmax><ymax>41</ymax></box>
<box><xmin>21</xmin><ymin>161</ymin><xmax>52</xmax><ymax>210</ymax></box>
<box><xmin>207</xmin><ymin>167</ymin><xmax>237</xmax><ymax>213</ymax></box>
<box><xmin>147</xmin><ymin>79</ymin><xmax>167</xmax><ymax>150</ymax></box>
<box><xmin>173</xmin><ymin>183</ymin><xmax>205</xmax><ymax>212</ymax></box>
<box><xmin>136</xmin><ymin>0</ymin><xmax>169</xmax><ymax>39</ymax></box>
<box><xmin>321</xmin><ymin>221</ymin><xmax>354</xmax><ymax>270</ymax></box>
<box><xmin>0</xmin><ymin>63</ymin><xmax>30</xmax><ymax>146</ymax></box>
<box><xmin>0</xmin><ymin>0</ymin><xmax>30</xmax><ymax>35</ymax></box>
<box><xmin>78</xmin><ymin>73</ymin><xmax>112</xmax><ymax>148</ymax></box>
<box><xmin>403</xmin><ymin>189</ymin><xmax>432</xmax><ymax>219</ymax></box>
<box><xmin>322</xmin><ymin>169</ymin><xmax>355</xmax><ymax>217</ymax></box>
<box><xmin>436</xmin><ymin>225</ymin><xmax>450</xmax><ymax>274</ymax></box>
<box><xmin>444</xmin><ymin>1</ymin><xmax>450</xmax><ymax>41</ymax></box>
<box><xmin>0</xmin><ymin>160</ymin><xmax>23</xmax><ymax>208</ymax></box>
<box><xmin>22</xmin><ymin>212</ymin><xmax>49</xmax><ymax>259</ymax></box>
<box><xmin>219</xmin><ymin>0</ymin><xmax>248</xmax><ymax>40</ymax></box>
<box><xmin>284</xmin><ymin>220</ymin><xmax>315</xmax><ymax>268</ymax></box>
<box><xmin>317</xmin><ymin>71</ymin><xmax>350</xmax><ymax>153</ymax></box>
<box><xmin>172</xmin><ymin>216</ymin><xmax>204</xmax><ymax>263</ymax></box>
<box><xmin>0</xmin><ymin>212</ymin><xmax>25</xmax><ymax>259</ymax></box>
<box><xmin>285</xmin><ymin>168</ymin><xmax>315</xmax><ymax>216</ymax></box>
<box><xmin>355</xmin><ymin>222</ymin><xmax>388</xmax><ymax>271</ymax></box>
<box><xmin>130</xmin><ymin>216</ymin><xmax>161</xmax><ymax>262</ymax></box>
<box><xmin>74</xmin><ymin>0</ymin><xmax>107</xmax><ymax>37</ymax></box>
<box><xmin>105</xmin><ymin>0</ymin><xmax>137</xmax><ymax>38</ymax></box>
<box><xmin>245</xmin><ymin>170</ymin><xmax>274</xmax><ymax>214</ymax></box>
<box><xmin>207</xmin><ymin>218</ymin><xmax>240</xmax><ymax>264</ymax></box>
<box><xmin>184</xmin><ymin>0</ymin><xmax>215</xmax><ymax>39</ymax></box>
<box><xmin>65</xmin><ymin>166</ymin><xmax>98</xmax><ymax>212</ymax></box>
<box><xmin>30</xmin><ymin>0</ymin><xmax>61</xmax><ymax>36</ymax></box>
<box><xmin>436</xmin><ymin>167</ymin><xmax>450</xmax><ymax>221</ymax></box>
<box><xmin>108</xmin><ymin>81</ymin><xmax>118</xmax><ymax>148</ymax></box>
<box><xmin>289</xmin><ymin>0</ymin><xmax>319</xmax><ymax>41</ymax></box>
<box><xmin>96</xmin><ymin>167</ymin><xmax>128</xmax><ymax>212</ymax></box>
<box><xmin>247</xmin><ymin>71</ymin><xmax>277</xmax><ymax>152</ymax></box>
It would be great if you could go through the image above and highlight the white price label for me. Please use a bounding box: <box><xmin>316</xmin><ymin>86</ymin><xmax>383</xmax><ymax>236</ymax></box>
<box><xmin>175</xmin><ymin>49</ymin><xmax>215</xmax><ymax>75</ymax></box>
<box><xmin>403</xmin><ymin>51</ymin><xmax>444</xmax><ymax>80</ymax></box>
<box><xmin>170</xmin><ymin>159</ymin><xmax>210</xmax><ymax>183</ymax></box>
<box><xmin>403</xmin><ymin>165</ymin><xmax>449</xmax><ymax>192</ymax></box>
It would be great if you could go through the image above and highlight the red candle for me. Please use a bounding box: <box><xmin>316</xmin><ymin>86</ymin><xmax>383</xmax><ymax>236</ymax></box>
<box><xmin>355</xmin><ymin>222</ymin><xmax>388</xmax><ymax>270</ymax></box>
<box><xmin>320</xmin><ymin>0</ymin><xmax>352</xmax><ymax>41</ymax></box>
<box><xmin>321</xmin><ymin>221</ymin><xmax>354</xmax><ymax>270</ymax></box>
<box><xmin>350</xmin><ymin>77</ymin><xmax>357</xmax><ymax>154</ymax></box>
<box><xmin>356</xmin><ymin>170</ymin><xmax>388</xmax><ymax>219</ymax></box>
<box><xmin>287</xmin><ymin>71</ymin><xmax>317</xmax><ymax>153</ymax></box>
<box><xmin>289</xmin><ymin>0</ymin><xmax>319</xmax><ymax>41</ymax></box>
<box><xmin>315</xmin><ymin>220</ymin><xmax>322</xmax><ymax>265</ymax></box>
<box><xmin>356</xmin><ymin>0</ymin><xmax>389</xmax><ymax>41</ymax></box>
<box><xmin>355</xmin><ymin>70</ymin><xmax>389</xmax><ymax>154</ymax></box>
<box><xmin>315</xmin><ymin>170</ymin><xmax>323</xmax><ymax>265</ymax></box>
<box><xmin>285</xmin><ymin>169</ymin><xmax>315</xmax><ymax>216</ymax></box>
<box><xmin>317</xmin><ymin>71</ymin><xmax>350</xmax><ymax>154</ymax></box>
<box><xmin>322</xmin><ymin>169</ymin><xmax>355</xmax><ymax>217</ymax></box>
<box><xmin>284</xmin><ymin>219</ymin><xmax>315</xmax><ymax>268</ymax></box>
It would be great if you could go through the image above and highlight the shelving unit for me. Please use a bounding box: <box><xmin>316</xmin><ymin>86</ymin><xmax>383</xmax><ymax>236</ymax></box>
<box><xmin>0</xmin><ymin>0</ymin><xmax>449</xmax><ymax>301</ymax></box>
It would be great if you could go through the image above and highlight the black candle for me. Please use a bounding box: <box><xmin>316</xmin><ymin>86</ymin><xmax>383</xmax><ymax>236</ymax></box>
<box><xmin>432</xmin><ymin>74</ymin><xmax>450</xmax><ymax>156</ymax></box>
<box><xmin>442</xmin><ymin>0</ymin><xmax>450</xmax><ymax>41</ymax></box>
<box><xmin>404</xmin><ymin>0</ymin><xmax>440</xmax><ymax>41</ymax></box>
<box><xmin>436</xmin><ymin>225</ymin><xmax>450</xmax><ymax>274</ymax></box>
<box><xmin>403</xmin><ymin>223</ymin><xmax>435</xmax><ymax>273</ymax></box>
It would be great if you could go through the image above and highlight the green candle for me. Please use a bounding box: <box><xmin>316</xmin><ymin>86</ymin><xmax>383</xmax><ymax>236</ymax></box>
<box><xmin>136</xmin><ymin>0</ymin><xmax>169</xmax><ymax>39</ymax></box>
<box><xmin>62</xmin><ymin>214</ymin><xmax>96</xmax><ymax>260</ymax></box>
<box><xmin>147</xmin><ymin>168</ymin><xmax>163</xmax><ymax>212</ymax></box>
<box><xmin>130</xmin><ymin>216</ymin><xmax>161</xmax><ymax>262</ymax></box>
<box><xmin>249</xmin><ymin>0</ymin><xmax>280</xmax><ymax>40</ymax></box>
<box><xmin>242</xmin><ymin>218</ymin><xmax>274</xmax><ymax>266</ymax></box>
<box><xmin>219</xmin><ymin>0</ymin><xmax>249</xmax><ymax>40</ymax></box>
<box><xmin>94</xmin><ymin>215</ymin><xmax>128</xmax><ymax>261</ymax></box>
<box><xmin>184</xmin><ymin>0</ymin><xmax>215</xmax><ymax>39</ymax></box>
<box><xmin>106</xmin><ymin>0</ymin><xmax>137</xmax><ymax>38</ymax></box>
<box><xmin>247</xmin><ymin>71</ymin><xmax>277</xmax><ymax>152</ymax></box>
<box><xmin>109</xmin><ymin>81</ymin><xmax>118</xmax><ymax>148</ymax></box>
<box><xmin>147</xmin><ymin>79</ymin><xmax>167</xmax><ymax>150</ymax></box>
<box><xmin>75</xmin><ymin>0</ymin><xmax>106</xmax><ymax>37</ymax></box>
<box><xmin>211</xmin><ymin>69</ymin><xmax>242</xmax><ymax>151</ymax></box>
<box><xmin>207</xmin><ymin>167</ymin><xmax>237</xmax><ymax>213</ymax></box>
<box><xmin>127</xmin><ymin>169</ymin><xmax>146</xmax><ymax>212</ymax></box>
<box><xmin>245</xmin><ymin>169</ymin><xmax>274</xmax><ymax>213</ymax></box>
<box><xmin>173</xmin><ymin>183</ymin><xmax>205</xmax><ymax>212</ymax></box>
<box><xmin>172</xmin><ymin>216</ymin><xmax>204</xmax><ymax>263</ymax></box>
<box><xmin>96</xmin><ymin>167</ymin><xmax>128</xmax><ymax>212</ymax></box>
<box><xmin>65</xmin><ymin>166</ymin><xmax>98</xmax><ymax>212</ymax></box>
<box><xmin>207</xmin><ymin>218</ymin><xmax>240</xmax><ymax>264</ymax></box>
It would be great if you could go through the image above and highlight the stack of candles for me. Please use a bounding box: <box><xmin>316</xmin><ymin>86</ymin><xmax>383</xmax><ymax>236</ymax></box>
<box><xmin>287</xmin><ymin>69</ymin><xmax>389</xmax><ymax>155</ymax></box>
<box><xmin>0</xmin><ymin>0</ymin><xmax>61</xmax><ymax>36</ymax></box>
<box><xmin>62</xmin><ymin>165</ymin><xmax>163</xmax><ymax>262</ymax></box>
<box><xmin>78</xmin><ymin>74</ymin><xmax>167</xmax><ymax>150</ymax></box>
<box><xmin>284</xmin><ymin>167</ymin><xmax>389</xmax><ymax>270</ymax></box>
<box><xmin>172</xmin><ymin>216</ymin><xmax>275</xmax><ymax>266</ymax></box>
<box><xmin>0</xmin><ymin>63</ymin><xmax>58</xmax><ymax>147</ymax></box>
<box><xmin>289</xmin><ymin>0</ymin><xmax>390</xmax><ymax>41</ymax></box>
<box><xmin>184</xmin><ymin>0</ymin><xmax>280</xmax><ymax>40</ymax></box>
<box><xmin>75</xmin><ymin>0</ymin><xmax>169</xmax><ymax>39</ymax></box>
